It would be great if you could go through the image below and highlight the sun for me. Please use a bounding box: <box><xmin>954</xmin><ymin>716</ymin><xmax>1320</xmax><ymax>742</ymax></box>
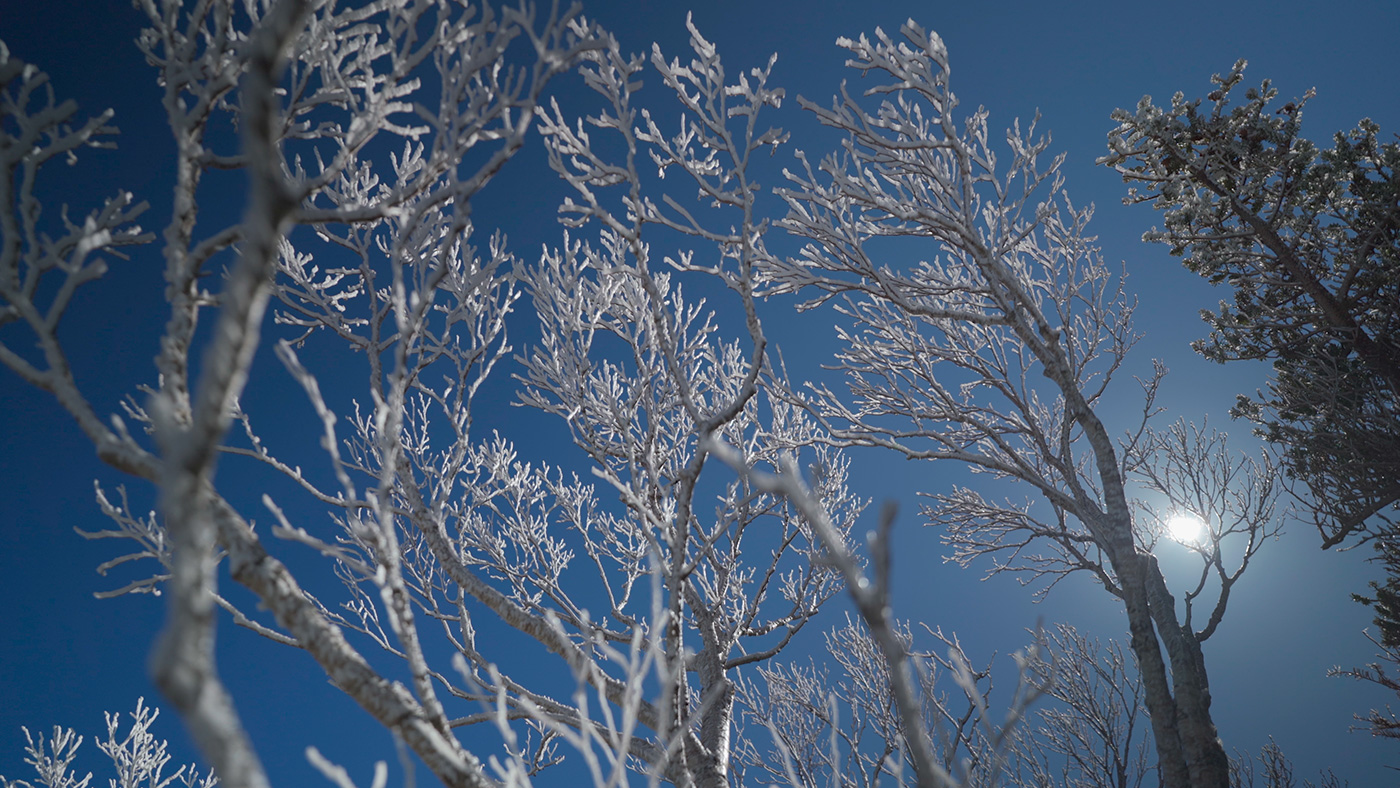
<box><xmin>1167</xmin><ymin>512</ymin><xmax>1206</xmax><ymax>543</ymax></box>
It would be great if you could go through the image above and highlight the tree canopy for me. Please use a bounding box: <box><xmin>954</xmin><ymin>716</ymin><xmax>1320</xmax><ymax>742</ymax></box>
<box><xmin>1102</xmin><ymin>61</ymin><xmax>1400</xmax><ymax>548</ymax></box>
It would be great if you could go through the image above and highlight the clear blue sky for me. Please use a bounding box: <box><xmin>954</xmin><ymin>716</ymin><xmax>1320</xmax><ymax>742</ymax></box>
<box><xmin>3</xmin><ymin>0</ymin><xmax>1399</xmax><ymax>785</ymax></box>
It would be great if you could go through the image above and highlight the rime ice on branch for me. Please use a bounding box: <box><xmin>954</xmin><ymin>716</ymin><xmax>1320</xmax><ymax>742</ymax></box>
<box><xmin>761</xmin><ymin>20</ymin><xmax>1280</xmax><ymax>788</ymax></box>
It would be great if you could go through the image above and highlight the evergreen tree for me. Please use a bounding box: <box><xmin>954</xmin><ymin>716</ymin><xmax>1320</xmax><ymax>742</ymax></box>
<box><xmin>1102</xmin><ymin>62</ymin><xmax>1400</xmax><ymax>548</ymax></box>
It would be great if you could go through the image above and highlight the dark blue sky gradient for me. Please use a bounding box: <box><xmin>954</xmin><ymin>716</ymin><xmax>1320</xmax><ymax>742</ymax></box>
<box><xmin>3</xmin><ymin>0</ymin><xmax>1399</xmax><ymax>785</ymax></box>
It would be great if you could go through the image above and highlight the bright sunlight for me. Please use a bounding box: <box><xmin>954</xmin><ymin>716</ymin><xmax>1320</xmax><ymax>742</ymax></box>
<box><xmin>1168</xmin><ymin>512</ymin><xmax>1207</xmax><ymax>543</ymax></box>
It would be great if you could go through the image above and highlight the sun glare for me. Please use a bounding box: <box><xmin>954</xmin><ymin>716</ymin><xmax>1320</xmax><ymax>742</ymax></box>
<box><xmin>1167</xmin><ymin>512</ymin><xmax>1206</xmax><ymax>543</ymax></box>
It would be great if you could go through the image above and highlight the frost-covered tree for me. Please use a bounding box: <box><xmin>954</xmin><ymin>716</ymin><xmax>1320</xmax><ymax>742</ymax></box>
<box><xmin>1</xmin><ymin>700</ymin><xmax>216</xmax><ymax>788</ymax></box>
<box><xmin>735</xmin><ymin>615</ymin><xmax>1046</xmax><ymax>788</ymax></box>
<box><xmin>1009</xmin><ymin>625</ymin><xmax>1150</xmax><ymax>788</ymax></box>
<box><xmin>758</xmin><ymin>21</ymin><xmax>1282</xmax><ymax>788</ymax></box>
<box><xmin>4</xmin><ymin>3</ymin><xmax>1296</xmax><ymax>788</ymax></box>
<box><xmin>734</xmin><ymin>618</ymin><xmax>1152</xmax><ymax>788</ymax></box>
<box><xmin>1227</xmin><ymin>739</ymin><xmax>1343</xmax><ymax>788</ymax></box>
<box><xmin>1</xmin><ymin>4</ymin><xmax>1049</xmax><ymax>788</ymax></box>
<box><xmin>1101</xmin><ymin>60</ymin><xmax>1400</xmax><ymax>745</ymax></box>
<box><xmin>2</xmin><ymin>1</ymin><xmax>608</xmax><ymax>784</ymax></box>
<box><xmin>1101</xmin><ymin>60</ymin><xmax>1400</xmax><ymax>551</ymax></box>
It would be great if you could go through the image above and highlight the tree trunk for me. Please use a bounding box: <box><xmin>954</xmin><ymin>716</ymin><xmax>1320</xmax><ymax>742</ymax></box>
<box><xmin>1116</xmin><ymin>551</ymin><xmax>1192</xmax><ymax>788</ymax></box>
<box><xmin>1114</xmin><ymin>548</ymin><xmax>1231</xmax><ymax>788</ymax></box>
<box><xmin>1144</xmin><ymin>560</ymin><xmax>1231</xmax><ymax>788</ymax></box>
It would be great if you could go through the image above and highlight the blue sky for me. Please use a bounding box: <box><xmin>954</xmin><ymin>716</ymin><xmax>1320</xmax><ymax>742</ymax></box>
<box><xmin>3</xmin><ymin>0</ymin><xmax>1399</xmax><ymax>785</ymax></box>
